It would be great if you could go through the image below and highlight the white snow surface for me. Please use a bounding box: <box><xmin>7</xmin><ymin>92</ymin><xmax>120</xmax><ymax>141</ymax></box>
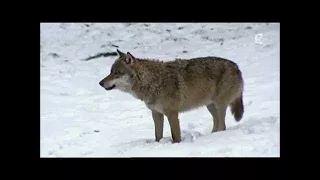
<box><xmin>40</xmin><ymin>23</ymin><xmax>280</xmax><ymax>157</ymax></box>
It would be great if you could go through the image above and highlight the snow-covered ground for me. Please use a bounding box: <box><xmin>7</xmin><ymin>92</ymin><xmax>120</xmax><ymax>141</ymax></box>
<box><xmin>40</xmin><ymin>23</ymin><xmax>280</xmax><ymax>157</ymax></box>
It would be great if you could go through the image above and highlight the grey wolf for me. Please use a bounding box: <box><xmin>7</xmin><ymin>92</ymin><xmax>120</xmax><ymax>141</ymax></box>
<box><xmin>99</xmin><ymin>49</ymin><xmax>244</xmax><ymax>143</ymax></box>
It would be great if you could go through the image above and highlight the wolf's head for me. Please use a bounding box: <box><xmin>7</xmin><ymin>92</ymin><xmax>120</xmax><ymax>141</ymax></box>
<box><xmin>99</xmin><ymin>49</ymin><xmax>137</xmax><ymax>92</ymax></box>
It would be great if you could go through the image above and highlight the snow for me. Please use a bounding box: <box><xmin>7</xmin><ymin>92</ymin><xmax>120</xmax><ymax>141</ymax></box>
<box><xmin>40</xmin><ymin>23</ymin><xmax>280</xmax><ymax>157</ymax></box>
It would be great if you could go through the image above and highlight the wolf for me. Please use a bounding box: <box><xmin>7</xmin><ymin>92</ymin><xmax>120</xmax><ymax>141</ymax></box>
<box><xmin>99</xmin><ymin>49</ymin><xmax>244</xmax><ymax>143</ymax></box>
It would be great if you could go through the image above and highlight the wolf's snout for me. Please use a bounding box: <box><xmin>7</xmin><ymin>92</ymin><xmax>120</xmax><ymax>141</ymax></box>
<box><xmin>99</xmin><ymin>80</ymin><xmax>104</xmax><ymax>87</ymax></box>
<box><xmin>99</xmin><ymin>79</ymin><xmax>116</xmax><ymax>90</ymax></box>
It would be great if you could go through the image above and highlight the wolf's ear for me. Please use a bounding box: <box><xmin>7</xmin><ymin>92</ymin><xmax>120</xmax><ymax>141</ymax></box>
<box><xmin>116</xmin><ymin>49</ymin><xmax>125</xmax><ymax>57</ymax></box>
<box><xmin>125</xmin><ymin>52</ymin><xmax>135</xmax><ymax>66</ymax></box>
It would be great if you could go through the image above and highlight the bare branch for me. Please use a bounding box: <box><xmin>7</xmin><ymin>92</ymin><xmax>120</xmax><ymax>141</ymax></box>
<box><xmin>82</xmin><ymin>52</ymin><xmax>117</xmax><ymax>61</ymax></box>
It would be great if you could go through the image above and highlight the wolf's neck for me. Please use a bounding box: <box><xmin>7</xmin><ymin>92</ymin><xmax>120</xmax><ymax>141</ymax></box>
<box><xmin>130</xmin><ymin>60</ymin><xmax>163</xmax><ymax>102</ymax></box>
<box><xmin>135</xmin><ymin>59</ymin><xmax>162</xmax><ymax>83</ymax></box>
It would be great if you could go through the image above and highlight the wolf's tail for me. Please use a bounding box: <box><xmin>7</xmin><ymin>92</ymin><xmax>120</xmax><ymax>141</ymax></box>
<box><xmin>230</xmin><ymin>94</ymin><xmax>244</xmax><ymax>122</ymax></box>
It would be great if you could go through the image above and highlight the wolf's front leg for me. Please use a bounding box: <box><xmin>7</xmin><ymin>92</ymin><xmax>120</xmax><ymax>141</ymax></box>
<box><xmin>166</xmin><ymin>111</ymin><xmax>181</xmax><ymax>143</ymax></box>
<box><xmin>152</xmin><ymin>110</ymin><xmax>164</xmax><ymax>142</ymax></box>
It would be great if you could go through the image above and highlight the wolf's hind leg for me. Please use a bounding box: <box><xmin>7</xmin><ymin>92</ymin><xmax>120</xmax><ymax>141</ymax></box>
<box><xmin>215</xmin><ymin>102</ymin><xmax>227</xmax><ymax>131</ymax></box>
<box><xmin>206</xmin><ymin>103</ymin><xmax>219</xmax><ymax>132</ymax></box>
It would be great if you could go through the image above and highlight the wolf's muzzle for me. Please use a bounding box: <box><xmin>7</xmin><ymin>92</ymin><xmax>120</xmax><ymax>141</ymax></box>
<box><xmin>99</xmin><ymin>80</ymin><xmax>104</xmax><ymax>87</ymax></box>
